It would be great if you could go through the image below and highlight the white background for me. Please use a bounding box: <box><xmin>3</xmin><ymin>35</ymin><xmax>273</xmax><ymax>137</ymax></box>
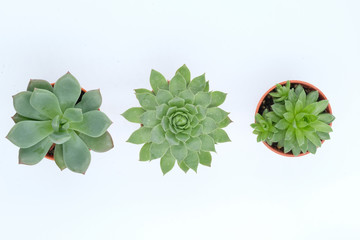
<box><xmin>0</xmin><ymin>0</ymin><xmax>359</xmax><ymax>239</ymax></box>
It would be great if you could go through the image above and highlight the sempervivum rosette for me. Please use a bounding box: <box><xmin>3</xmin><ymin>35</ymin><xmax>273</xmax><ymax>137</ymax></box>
<box><xmin>122</xmin><ymin>65</ymin><xmax>231</xmax><ymax>174</ymax></box>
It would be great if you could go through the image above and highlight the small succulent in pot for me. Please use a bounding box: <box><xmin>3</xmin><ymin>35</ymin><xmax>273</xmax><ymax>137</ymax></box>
<box><xmin>122</xmin><ymin>65</ymin><xmax>231</xmax><ymax>174</ymax></box>
<box><xmin>6</xmin><ymin>73</ymin><xmax>113</xmax><ymax>174</ymax></box>
<box><xmin>251</xmin><ymin>80</ymin><xmax>335</xmax><ymax>156</ymax></box>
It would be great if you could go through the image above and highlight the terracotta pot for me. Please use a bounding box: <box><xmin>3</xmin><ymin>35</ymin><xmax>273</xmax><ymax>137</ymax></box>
<box><xmin>255</xmin><ymin>80</ymin><xmax>333</xmax><ymax>157</ymax></box>
<box><xmin>45</xmin><ymin>83</ymin><xmax>87</xmax><ymax>160</ymax></box>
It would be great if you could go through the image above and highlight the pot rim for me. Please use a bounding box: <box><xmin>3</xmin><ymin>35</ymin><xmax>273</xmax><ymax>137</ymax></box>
<box><xmin>255</xmin><ymin>80</ymin><xmax>333</xmax><ymax>157</ymax></box>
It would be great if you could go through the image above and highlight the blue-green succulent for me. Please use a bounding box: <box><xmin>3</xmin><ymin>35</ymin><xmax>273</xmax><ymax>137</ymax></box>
<box><xmin>6</xmin><ymin>73</ymin><xmax>113</xmax><ymax>174</ymax></box>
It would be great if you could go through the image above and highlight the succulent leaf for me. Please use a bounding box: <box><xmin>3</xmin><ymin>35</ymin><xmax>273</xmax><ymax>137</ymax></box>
<box><xmin>150</xmin><ymin>69</ymin><xmax>168</xmax><ymax>93</ymax></box>
<box><xmin>189</xmin><ymin>74</ymin><xmax>206</xmax><ymax>94</ymax></box>
<box><xmin>70</xmin><ymin>110</ymin><xmax>112</xmax><ymax>138</ymax></box>
<box><xmin>30</xmin><ymin>89</ymin><xmax>63</xmax><ymax>119</ymax></box>
<box><xmin>207</xmin><ymin>107</ymin><xmax>229</xmax><ymax>122</ymax></box>
<box><xmin>295</xmin><ymin>84</ymin><xmax>304</xmax><ymax>96</ymax></box>
<box><xmin>13</xmin><ymin>91</ymin><xmax>48</xmax><ymax>120</ymax></box>
<box><xmin>170</xmin><ymin>142</ymin><xmax>188</xmax><ymax>162</ymax></box>
<box><xmin>194</xmin><ymin>92</ymin><xmax>211</xmax><ymax>107</ymax></box>
<box><xmin>63</xmin><ymin>108</ymin><xmax>83</xmax><ymax>123</ymax></box>
<box><xmin>150</xmin><ymin>124</ymin><xmax>166</xmax><ymax>144</ymax></box>
<box><xmin>196</xmin><ymin>106</ymin><xmax>207</xmax><ymax>120</ymax></box>
<box><xmin>169</xmin><ymin>73</ymin><xmax>187</xmax><ymax>96</ymax></box>
<box><xmin>313</xmin><ymin>100</ymin><xmax>329</xmax><ymax>115</ymax></box>
<box><xmin>27</xmin><ymin>79</ymin><xmax>53</xmax><ymax>92</ymax></box>
<box><xmin>168</xmin><ymin>97</ymin><xmax>185</xmax><ymax>108</ymax></box>
<box><xmin>136</xmin><ymin>93</ymin><xmax>157</xmax><ymax>110</ymax></box>
<box><xmin>178</xmin><ymin>160</ymin><xmax>190</xmax><ymax>173</ymax></box>
<box><xmin>218</xmin><ymin>116</ymin><xmax>232</xmax><ymax>128</ymax></box>
<box><xmin>79</xmin><ymin>131</ymin><xmax>114</xmax><ymax>153</ymax></box>
<box><xmin>202</xmin><ymin>117</ymin><xmax>218</xmax><ymax>134</ymax></box>
<box><xmin>139</xmin><ymin>143</ymin><xmax>151</xmax><ymax>161</ymax></box>
<box><xmin>160</xmin><ymin>150</ymin><xmax>176</xmax><ymax>175</ymax></box>
<box><xmin>272</xmin><ymin>103</ymin><xmax>286</xmax><ymax>116</ymax></box>
<box><xmin>127</xmin><ymin>127</ymin><xmax>152</xmax><ymax>144</ymax></box>
<box><xmin>135</xmin><ymin>88</ymin><xmax>154</xmax><ymax>94</ymax></box>
<box><xmin>209</xmin><ymin>91</ymin><xmax>227</xmax><ymax>108</ymax></box>
<box><xmin>310</xmin><ymin>120</ymin><xmax>332</xmax><ymax>133</ymax></box>
<box><xmin>318</xmin><ymin>113</ymin><xmax>335</xmax><ymax>124</ymax></box>
<box><xmin>175</xmin><ymin>133</ymin><xmax>190</xmax><ymax>142</ymax></box>
<box><xmin>204</xmin><ymin>81</ymin><xmax>210</xmax><ymax>92</ymax></box>
<box><xmin>307</xmin><ymin>140</ymin><xmax>317</xmax><ymax>154</ymax></box>
<box><xmin>178</xmin><ymin>90</ymin><xmax>195</xmax><ymax>104</ymax></box>
<box><xmin>49</xmin><ymin>130</ymin><xmax>71</xmax><ymax>144</ymax></box>
<box><xmin>54</xmin><ymin>72</ymin><xmax>81</xmax><ymax>112</ymax></box>
<box><xmin>19</xmin><ymin>137</ymin><xmax>53</xmax><ymax>165</ymax></box>
<box><xmin>54</xmin><ymin>144</ymin><xmax>66</xmax><ymax>170</ymax></box>
<box><xmin>156</xmin><ymin>90</ymin><xmax>173</xmax><ymax>105</ymax></box>
<box><xmin>156</xmin><ymin>104</ymin><xmax>169</xmax><ymax>120</ymax></box>
<box><xmin>12</xmin><ymin>113</ymin><xmax>32</xmax><ymax>123</ymax></box>
<box><xmin>122</xmin><ymin>107</ymin><xmax>146</xmax><ymax>123</ymax></box>
<box><xmin>199</xmin><ymin>151</ymin><xmax>212</xmax><ymax>167</ymax></box>
<box><xmin>186</xmin><ymin>137</ymin><xmax>202</xmax><ymax>152</ymax></box>
<box><xmin>165</xmin><ymin>131</ymin><xmax>180</xmax><ymax>145</ymax></box>
<box><xmin>123</xmin><ymin>65</ymin><xmax>231</xmax><ymax>173</ymax></box>
<box><xmin>183</xmin><ymin>151</ymin><xmax>199</xmax><ymax>172</ymax></box>
<box><xmin>317</xmin><ymin>132</ymin><xmax>330</xmax><ymax>140</ymax></box>
<box><xmin>7</xmin><ymin>120</ymin><xmax>53</xmax><ymax>148</ymax></box>
<box><xmin>150</xmin><ymin>141</ymin><xmax>169</xmax><ymax>159</ymax></box>
<box><xmin>176</xmin><ymin>64</ymin><xmax>191</xmax><ymax>85</ymax></box>
<box><xmin>140</xmin><ymin>110</ymin><xmax>159</xmax><ymax>127</ymax></box>
<box><xmin>200</xmin><ymin>134</ymin><xmax>216</xmax><ymax>152</ymax></box>
<box><xmin>75</xmin><ymin>89</ymin><xmax>102</xmax><ymax>113</ymax></box>
<box><xmin>62</xmin><ymin>131</ymin><xmax>91</xmax><ymax>174</ymax></box>
<box><xmin>306</xmin><ymin>91</ymin><xmax>319</xmax><ymax>105</ymax></box>
<box><xmin>51</xmin><ymin>115</ymin><xmax>61</xmax><ymax>132</ymax></box>
<box><xmin>210</xmin><ymin>129</ymin><xmax>231</xmax><ymax>143</ymax></box>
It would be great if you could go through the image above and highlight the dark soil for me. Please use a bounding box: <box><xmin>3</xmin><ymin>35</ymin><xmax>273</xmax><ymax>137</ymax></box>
<box><xmin>47</xmin><ymin>144</ymin><xmax>55</xmax><ymax>158</ymax></box>
<box><xmin>76</xmin><ymin>90</ymin><xmax>85</xmax><ymax>104</ymax></box>
<box><xmin>258</xmin><ymin>82</ymin><xmax>329</xmax><ymax>155</ymax></box>
<box><xmin>46</xmin><ymin>88</ymin><xmax>86</xmax><ymax>159</ymax></box>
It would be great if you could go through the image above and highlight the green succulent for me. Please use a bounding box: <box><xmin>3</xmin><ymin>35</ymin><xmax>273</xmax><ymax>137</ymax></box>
<box><xmin>251</xmin><ymin>81</ymin><xmax>335</xmax><ymax>156</ymax></box>
<box><xmin>6</xmin><ymin>73</ymin><xmax>113</xmax><ymax>174</ymax></box>
<box><xmin>269</xmin><ymin>81</ymin><xmax>291</xmax><ymax>102</ymax></box>
<box><xmin>122</xmin><ymin>65</ymin><xmax>231</xmax><ymax>174</ymax></box>
<box><xmin>251</xmin><ymin>110</ymin><xmax>277</xmax><ymax>145</ymax></box>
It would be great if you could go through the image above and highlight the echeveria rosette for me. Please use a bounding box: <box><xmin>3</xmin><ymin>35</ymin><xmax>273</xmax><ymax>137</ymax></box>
<box><xmin>251</xmin><ymin>81</ymin><xmax>335</xmax><ymax>156</ymax></box>
<box><xmin>122</xmin><ymin>65</ymin><xmax>231</xmax><ymax>175</ymax></box>
<box><xmin>6</xmin><ymin>73</ymin><xmax>113</xmax><ymax>174</ymax></box>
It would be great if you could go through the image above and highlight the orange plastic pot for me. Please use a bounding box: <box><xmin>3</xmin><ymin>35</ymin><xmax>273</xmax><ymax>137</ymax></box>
<box><xmin>255</xmin><ymin>80</ymin><xmax>333</xmax><ymax>157</ymax></box>
<box><xmin>45</xmin><ymin>83</ymin><xmax>88</xmax><ymax>160</ymax></box>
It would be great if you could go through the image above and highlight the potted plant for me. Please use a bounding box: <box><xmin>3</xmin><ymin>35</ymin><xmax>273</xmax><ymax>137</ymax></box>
<box><xmin>122</xmin><ymin>65</ymin><xmax>231</xmax><ymax>174</ymax></box>
<box><xmin>6</xmin><ymin>72</ymin><xmax>114</xmax><ymax>174</ymax></box>
<box><xmin>251</xmin><ymin>80</ymin><xmax>335</xmax><ymax>157</ymax></box>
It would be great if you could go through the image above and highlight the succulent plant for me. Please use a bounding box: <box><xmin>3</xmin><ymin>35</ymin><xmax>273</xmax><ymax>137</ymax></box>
<box><xmin>122</xmin><ymin>65</ymin><xmax>231</xmax><ymax>174</ymax></box>
<box><xmin>269</xmin><ymin>81</ymin><xmax>291</xmax><ymax>102</ymax></box>
<box><xmin>6</xmin><ymin>73</ymin><xmax>113</xmax><ymax>174</ymax></box>
<box><xmin>251</xmin><ymin>81</ymin><xmax>335</xmax><ymax>156</ymax></box>
<box><xmin>250</xmin><ymin>109</ymin><xmax>277</xmax><ymax>145</ymax></box>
